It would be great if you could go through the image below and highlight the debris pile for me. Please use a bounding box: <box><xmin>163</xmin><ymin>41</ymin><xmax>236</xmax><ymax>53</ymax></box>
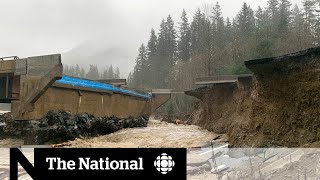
<box><xmin>2</xmin><ymin>111</ymin><xmax>148</xmax><ymax>145</ymax></box>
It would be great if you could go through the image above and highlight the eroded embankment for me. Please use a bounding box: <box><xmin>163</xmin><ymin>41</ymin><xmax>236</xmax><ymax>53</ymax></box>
<box><xmin>187</xmin><ymin>47</ymin><xmax>320</xmax><ymax>147</ymax></box>
<box><xmin>185</xmin><ymin>76</ymin><xmax>254</xmax><ymax>134</ymax></box>
<box><xmin>0</xmin><ymin>111</ymin><xmax>148</xmax><ymax>145</ymax></box>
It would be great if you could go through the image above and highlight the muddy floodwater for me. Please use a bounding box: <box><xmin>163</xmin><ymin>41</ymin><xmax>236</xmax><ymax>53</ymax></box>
<box><xmin>0</xmin><ymin>138</ymin><xmax>24</xmax><ymax>148</ymax></box>
<box><xmin>0</xmin><ymin>118</ymin><xmax>223</xmax><ymax>148</ymax></box>
<box><xmin>66</xmin><ymin>119</ymin><xmax>223</xmax><ymax>148</ymax></box>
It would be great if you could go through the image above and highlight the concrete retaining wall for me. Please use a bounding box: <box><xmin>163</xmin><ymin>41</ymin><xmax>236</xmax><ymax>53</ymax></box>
<box><xmin>15</xmin><ymin>86</ymin><xmax>150</xmax><ymax>120</ymax></box>
<box><xmin>0</xmin><ymin>54</ymin><xmax>171</xmax><ymax>121</ymax></box>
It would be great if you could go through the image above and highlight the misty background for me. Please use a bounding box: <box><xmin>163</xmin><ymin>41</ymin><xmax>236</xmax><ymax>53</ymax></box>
<box><xmin>0</xmin><ymin>0</ymin><xmax>302</xmax><ymax>77</ymax></box>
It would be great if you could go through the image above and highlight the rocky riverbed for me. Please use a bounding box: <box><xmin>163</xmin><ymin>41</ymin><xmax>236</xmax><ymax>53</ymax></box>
<box><xmin>0</xmin><ymin>110</ymin><xmax>148</xmax><ymax>145</ymax></box>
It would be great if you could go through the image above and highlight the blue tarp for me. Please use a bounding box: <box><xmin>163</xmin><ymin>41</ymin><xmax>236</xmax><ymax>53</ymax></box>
<box><xmin>56</xmin><ymin>76</ymin><xmax>152</xmax><ymax>99</ymax></box>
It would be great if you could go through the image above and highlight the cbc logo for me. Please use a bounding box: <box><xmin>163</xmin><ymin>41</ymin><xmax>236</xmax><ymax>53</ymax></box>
<box><xmin>154</xmin><ymin>153</ymin><xmax>175</xmax><ymax>174</ymax></box>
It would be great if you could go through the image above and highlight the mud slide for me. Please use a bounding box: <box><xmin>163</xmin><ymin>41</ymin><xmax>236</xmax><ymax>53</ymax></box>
<box><xmin>187</xmin><ymin>47</ymin><xmax>320</xmax><ymax>147</ymax></box>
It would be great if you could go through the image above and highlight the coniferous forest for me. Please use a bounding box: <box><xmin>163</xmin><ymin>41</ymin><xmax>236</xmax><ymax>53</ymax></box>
<box><xmin>129</xmin><ymin>0</ymin><xmax>320</xmax><ymax>114</ymax></box>
<box><xmin>130</xmin><ymin>0</ymin><xmax>320</xmax><ymax>89</ymax></box>
<box><xmin>64</xmin><ymin>64</ymin><xmax>121</xmax><ymax>80</ymax></box>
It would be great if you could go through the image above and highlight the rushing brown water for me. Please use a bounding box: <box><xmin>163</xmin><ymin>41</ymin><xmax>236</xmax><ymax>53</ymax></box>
<box><xmin>65</xmin><ymin>118</ymin><xmax>221</xmax><ymax>148</ymax></box>
<box><xmin>0</xmin><ymin>118</ymin><xmax>222</xmax><ymax>148</ymax></box>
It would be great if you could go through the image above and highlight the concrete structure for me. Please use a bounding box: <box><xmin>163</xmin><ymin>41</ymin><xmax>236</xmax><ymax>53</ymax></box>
<box><xmin>0</xmin><ymin>54</ymin><xmax>171</xmax><ymax>120</ymax></box>
<box><xmin>193</xmin><ymin>75</ymin><xmax>254</xmax><ymax>92</ymax></box>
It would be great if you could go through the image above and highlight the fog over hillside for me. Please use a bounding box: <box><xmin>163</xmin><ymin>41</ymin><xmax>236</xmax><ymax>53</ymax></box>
<box><xmin>62</xmin><ymin>38</ymin><xmax>139</xmax><ymax>77</ymax></box>
<box><xmin>0</xmin><ymin>0</ymin><xmax>302</xmax><ymax>77</ymax></box>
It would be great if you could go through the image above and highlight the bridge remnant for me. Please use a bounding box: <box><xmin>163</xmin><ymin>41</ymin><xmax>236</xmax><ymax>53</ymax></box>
<box><xmin>0</xmin><ymin>54</ymin><xmax>169</xmax><ymax>121</ymax></box>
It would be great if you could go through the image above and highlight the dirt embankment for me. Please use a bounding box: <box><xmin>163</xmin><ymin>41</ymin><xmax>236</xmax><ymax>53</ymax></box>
<box><xmin>187</xmin><ymin>47</ymin><xmax>320</xmax><ymax>147</ymax></box>
<box><xmin>185</xmin><ymin>76</ymin><xmax>254</xmax><ymax>134</ymax></box>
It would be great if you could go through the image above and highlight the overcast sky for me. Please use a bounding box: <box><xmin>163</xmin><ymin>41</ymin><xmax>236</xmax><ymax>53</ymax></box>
<box><xmin>0</xmin><ymin>0</ymin><xmax>303</xmax><ymax>75</ymax></box>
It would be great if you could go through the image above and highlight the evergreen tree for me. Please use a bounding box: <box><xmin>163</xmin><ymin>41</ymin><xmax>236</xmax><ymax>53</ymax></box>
<box><xmin>80</xmin><ymin>67</ymin><xmax>86</xmax><ymax>78</ymax></box>
<box><xmin>256</xmin><ymin>6</ymin><xmax>265</xmax><ymax>33</ymax></box>
<box><xmin>290</xmin><ymin>4</ymin><xmax>305</xmax><ymax>49</ymax></box>
<box><xmin>132</xmin><ymin>44</ymin><xmax>148</xmax><ymax>86</ymax></box>
<box><xmin>154</xmin><ymin>19</ymin><xmax>167</xmax><ymax>87</ymax></box>
<box><xmin>191</xmin><ymin>9</ymin><xmax>212</xmax><ymax>54</ymax></box>
<box><xmin>279</xmin><ymin>0</ymin><xmax>292</xmax><ymax>35</ymax></box>
<box><xmin>303</xmin><ymin>0</ymin><xmax>317</xmax><ymax>29</ymax></box>
<box><xmin>225</xmin><ymin>17</ymin><xmax>233</xmax><ymax>42</ymax></box>
<box><xmin>64</xmin><ymin>64</ymin><xmax>87</xmax><ymax>78</ymax></box>
<box><xmin>146</xmin><ymin>28</ymin><xmax>158</xmax><ymax>87</ymax></box>
<box><xmin>266</xmin><ymin>0</ymin><xmax>280</xmax><ymax>36</ymax></box>
<box><xmin>190</xmin><ymin>8</ymin><xmax>213</xmax><ymax>75</ymax></box>
<box><xmin>291</xmin><ymin>5</ymin><xmax>304</xmax><ymax>32</ymax></box>
<box><xmin>166</xmin><ymin>15</ymin><xmax>178</xmax><ymax>66</ymax></box>
<box><xmin>154</xmin><ymin>15</ymin><xmax>178</xmax><ymax>87</ymax></box>
<box><xmin>237</xmin><ymin>2</ymin><xmax>255</xmax><ymax>38</ymax></box>
<box><xmin>267</xmin><ymin>0</ymin><xmax>280</xmax><ymax>20</ymax></box>
<box><xmin>129</xmin><ymin>0</ymin><xmax>319</xmax><ymax>93</ymax></box>
<box><xmin>102</xmin><ymin>67</ymin><xmax>109</xmax><ymax>79</ymax></box>
<box><xmin>86</xmin><ymin>65</ymin><xmax>99</xmax><ymax>80</ymax></box>
<box><xmin>302</xmin><ymin>0</ymin><xmax>317</xmax><ymax>46</ymax></box>
<box><xmin>178</xmin><ymin>9</ymin><xmax>191</xmax><ymax>62</ymax></box>
<box><xmin>75</xmin><ymin>64</ymin><xmax>81</xmax><ymax>77</ymax></box>
<box><xmin>255</xmin><ymin>6</ymin><xmax>274</xmax><ymax>58</ymax></box>
<box><xmin>190</xmin><ymin>9</ymin><xmax>203</xmax><ymax>55</ymax></box>
<box><xmin>212</xmin><ymin>2</ymin><xmax>225</xmax><ymax>47</ymax></box>
<box><xmin>115</xmin><ymin>67</ymin><xmax>120</xmax><ymax>79</ymax></box>
<box><xmin>147</xmin><ymin>29</ymin><xmax>158</xmax><ymax>58</ymax></box>
<box><xmin>108</xmin><ymin>65</ymin><xmax>114</xmax><ymax>79</ymax></box>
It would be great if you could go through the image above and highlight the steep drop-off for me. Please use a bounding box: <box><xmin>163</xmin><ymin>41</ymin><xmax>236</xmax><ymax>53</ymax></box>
<box><xmin>187</xmin><ymin>47</ymin><xmax>320</xmax><ymax>147</ymax></box>
<box><xmin>185</xmin><ymin>76</ymin><xmax>254</xmax><ymax>134</ymax></box>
